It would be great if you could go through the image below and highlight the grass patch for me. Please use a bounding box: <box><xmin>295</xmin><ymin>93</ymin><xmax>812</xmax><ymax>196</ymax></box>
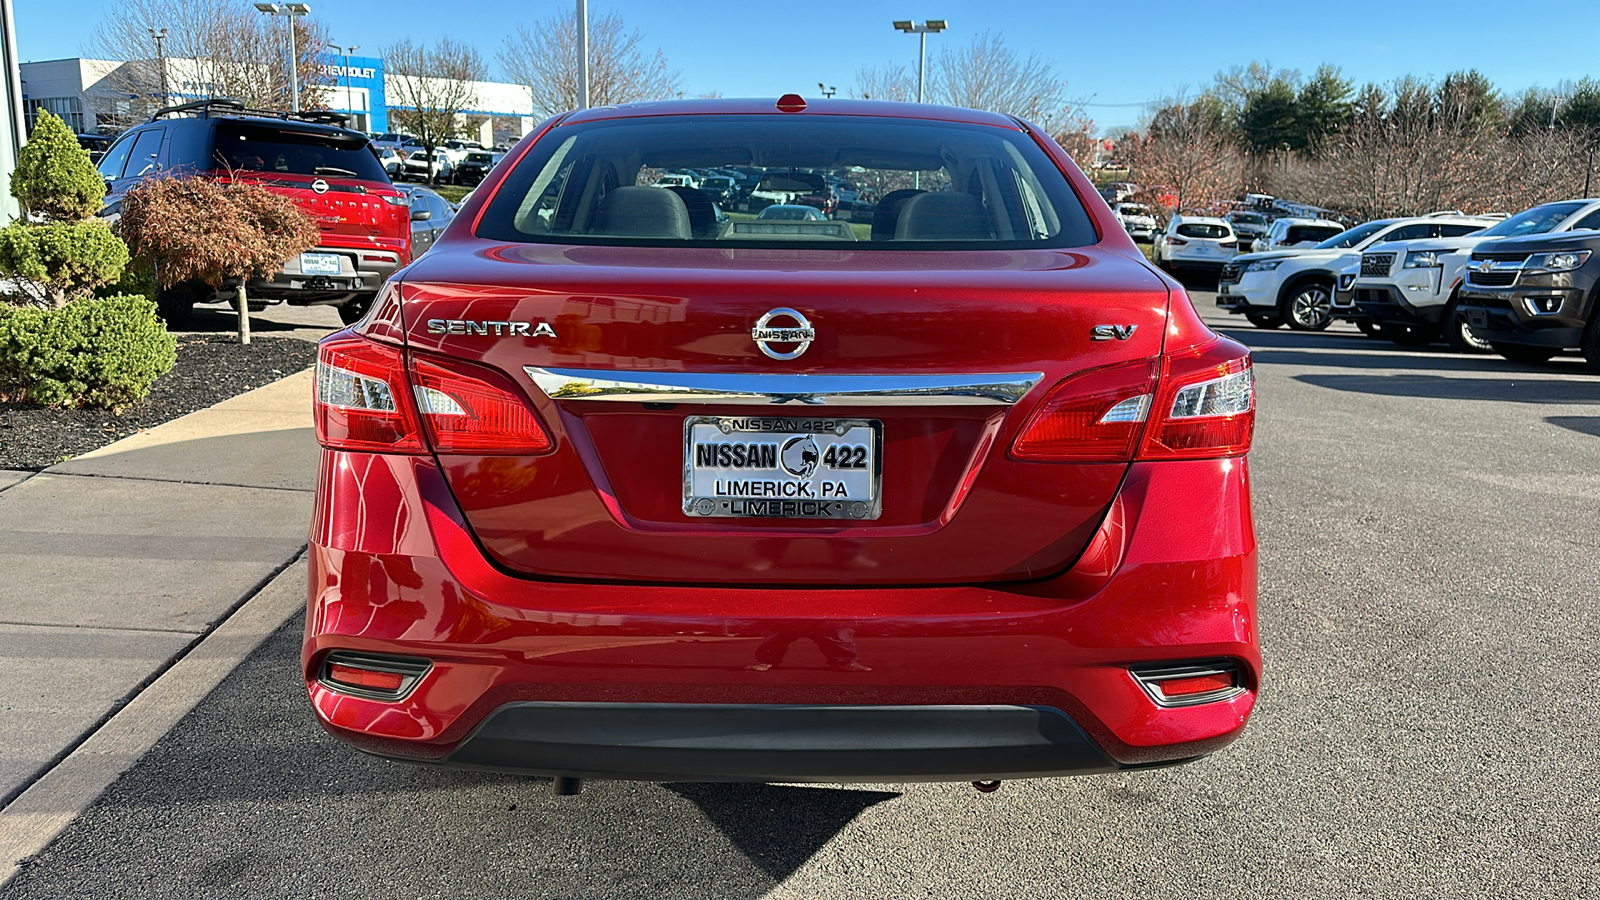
<box><xmin>433</xmin><ymin>185</ymin><xmax>472</xmax><ymax>205</ymax></box>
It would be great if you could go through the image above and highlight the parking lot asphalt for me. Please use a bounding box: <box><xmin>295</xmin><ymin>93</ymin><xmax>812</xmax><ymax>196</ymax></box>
<box><xmin>4</xmin><ymin>287</ymin><xmax>1599</xmax><ymax>898</ymax></box>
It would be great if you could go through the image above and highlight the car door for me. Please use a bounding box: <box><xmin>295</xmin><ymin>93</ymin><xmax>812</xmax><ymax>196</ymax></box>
<box><xmin>409</xmin><ymin>191</ymin><xmax>437</xmax><ymax>256</ymax></box>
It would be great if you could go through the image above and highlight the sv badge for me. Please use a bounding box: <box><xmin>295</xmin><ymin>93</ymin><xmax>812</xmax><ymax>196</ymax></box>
<box><xmin>1091</xmin><ymin>324</ymin><xmax>1138</xmax><ymax>341</ymax></box>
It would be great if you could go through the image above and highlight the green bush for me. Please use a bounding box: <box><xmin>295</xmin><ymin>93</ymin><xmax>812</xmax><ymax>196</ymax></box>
<box><xmin>10</xmin><ymin>110</ymin><xmax>103</xmax><ymax>222</ymax></box>
<box><xmin>0</xmin><ymin>295</ymin><xmax>176</xmax><ymax>408</ymax></box>
<box><xmin>0</xmin><ymin>221</ymin><xmax>129</xmax><ymax>307</ymax></box>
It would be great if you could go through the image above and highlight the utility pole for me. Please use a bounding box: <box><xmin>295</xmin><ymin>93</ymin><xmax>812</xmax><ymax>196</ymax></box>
<box><xmin>148</xmin><ymin>28</ymin><xmax>169</xmax><ymax>107</ymax></box>
<box><xmin>892</xmin><ymin>19</ymin><xmax>947</xmax><ymax>104</ymax></box>
<box><xmin>576</xmin><ymin>0</ymin><xmax>589</xmax><ymax>110</ymax></box>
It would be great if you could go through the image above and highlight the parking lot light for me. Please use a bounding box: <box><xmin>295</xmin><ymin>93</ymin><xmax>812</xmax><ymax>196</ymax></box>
<box><xmin>891</xmin><ymin>18</ymin><xmax>947</xmax><ymax>104</ymax></box>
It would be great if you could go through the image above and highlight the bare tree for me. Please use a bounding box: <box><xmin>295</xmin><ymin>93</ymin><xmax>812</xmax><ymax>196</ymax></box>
<box><xmin>1123</xmin><ymin>97</ymin><xmax>1244</xmax><ymax>218</ymax></box>
<box><xmin>852</xmin><ymin>64</ymin><xmax>915</xmax><ymax>102</ymax></box>
<box><xmin>384</xmin><ymin>37</ymin><xmax>486</xmax><ymax>174</ymax></box>
<box><xmin>931</xmin><ymin>30</ymin><xmax>1071</xmax><ymax>128</ymax></box>
<box><xmin>497</xmin><ymin>10</ymin><xmax>680</xmax><ymax>119</ymax></box>
<box><xmin>90</xmin><ymin>0</ymin><xmax>330</xmax><ymax>125</ymax></box>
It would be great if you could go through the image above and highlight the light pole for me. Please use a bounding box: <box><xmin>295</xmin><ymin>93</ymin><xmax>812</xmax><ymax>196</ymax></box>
<box><xmin>327</xmin><ymin>42</ymin><xmax>358</xmax><ymax>124</ymax></box>
<box><xmin>891</xmin><ymin>19</ymin><xmax>946</xmax><ymax>104</ymax></box>
<box><xmin>148</xmin><ymin>28</ymin><xmax>169</xmax><ymax>108</ymax></box>
<box><xmin>576</xmin><ymin>0</ymin><xmax>589</xmax><ymax>109</ymax></box>
<box><xmin>254</xmin><ymin>2</ymin><xmax>311</xmax><ymax>112</ymax></box>
<box><xmin>818</xmin><ymin>83</ymin><xmax>836</xmax><ymax>99</ymax></box>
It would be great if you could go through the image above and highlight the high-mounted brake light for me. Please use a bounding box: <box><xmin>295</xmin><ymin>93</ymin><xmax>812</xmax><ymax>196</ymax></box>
<box><xmin>411</xmin><ymin>355</ymin><xmax>552</xmax><ymax>454</ymax></box>
<box><xmin>314</xmin><ymin>334</ymin><xmax>425</xmax><ymax>453</ymax></box>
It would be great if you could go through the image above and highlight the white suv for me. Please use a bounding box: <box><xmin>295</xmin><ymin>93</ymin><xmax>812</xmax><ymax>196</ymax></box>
<box><xmin>1354</xmin><ymin>200</ymin><xmax>1600</xmax><ymax>351</ymax></box>
<box><xmin>1217</xmin><ymin>214</ymin><xmax>1499</xmax><ymax>331</ymax></box>
<box><xmin>1114</xmin><ymin>202</ymin><xmax>1158</xmax><ymax>242</ymax></box>
<box><xmin>1151</xmin><ymin>216</ymin><xmax>1238</xmax><ymax>272</ymax></box>
<box><xmin>1251</xmin><ymin>217</ymin><xmax>1343</xmax><ymax>253</ymax></box>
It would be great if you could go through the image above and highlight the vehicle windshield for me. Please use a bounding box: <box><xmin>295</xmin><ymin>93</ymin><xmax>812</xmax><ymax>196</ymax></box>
<box><xmin>1479</xmin><ymin>202</ymin><xmax>1588</xmax><ymax>238</ymax></box>
<box><xmin>477</xmin><ymin>114</ymin><xmax>1096</xmax><ymax>249</ymax></box>
<box><xmin>212</xmin><ymin>123</ymin><xmax>389</xmax><ymax>182</ymax></box>
<box><xmin>1313</xmin><ymin>221</ymin><xmax>1386</xmax><ymax>249</ymax></box>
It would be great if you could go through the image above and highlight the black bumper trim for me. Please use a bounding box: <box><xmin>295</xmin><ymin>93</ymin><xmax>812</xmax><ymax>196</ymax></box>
<box><xmin>440</xmin><ymin>702</ymin><xmax>1122</xmax><ymax>782</ymax></box>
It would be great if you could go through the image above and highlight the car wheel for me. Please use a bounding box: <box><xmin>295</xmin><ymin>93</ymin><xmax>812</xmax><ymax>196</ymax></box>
<box><xmin>1380</xmin><ymin>321</ymin><xmax>1439</xmax><ymax>346</ymax></box>
<box><xmin>154</xmin><ymin>282</ymin><xmax>197</xmax><ymax>329</ymax></box>
<box><xmin>1442</xmin><ymin>298</ymin><xmax>1491</xmax><ymax>354</ymax></box>
<box><xmin>1489</xmin><ymin>342</ymin><xmax>1557</xmax><ymax>364</ymax></box>
<box><xmin>1246</xmin><ymin>313</ymin><xmax>1284</xmax><ymax>329</ymax></box>
<box><xmin>1281</xmin><ymin>281</ymin><xmax>1334</xmax><ymax>331</ymax></box>
<box><xmin>338</xmin><ymin>297</ymin><xmax>373</xmax><ymax>326</ymax></box>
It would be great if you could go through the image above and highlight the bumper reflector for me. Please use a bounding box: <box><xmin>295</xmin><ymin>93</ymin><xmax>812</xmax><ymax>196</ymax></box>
<box><xmin>1131</xmin><ymin>663</ymin><xmax>1243</xmax><ymax>707</ymax></box>
<box><xmin>318</xmin><ymin>651</ymin><xmax>431</xmax><ymax>701</ymax></box>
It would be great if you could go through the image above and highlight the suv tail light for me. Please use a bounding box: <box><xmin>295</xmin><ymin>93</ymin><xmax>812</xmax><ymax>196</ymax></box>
<box><xmin>1010</xmin><ymin>340</ymin><xmax>1254</xmax><ymax>463</ymax></box>
<box><xmin>314</xmin><ymin>335</ymin><xmax>552</xmax><ymax>455</ymax></box>
<box><xmin>314</xmin><ymin>334</ymin><xmax>425</xmax><ymax>453</ymax></box>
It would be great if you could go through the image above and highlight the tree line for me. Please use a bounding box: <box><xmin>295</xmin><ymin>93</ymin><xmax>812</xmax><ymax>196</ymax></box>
<box><xmin>1122</xmin><ymin>62</ymin><xmax>1600</xmax><ymax>220</ymax></box>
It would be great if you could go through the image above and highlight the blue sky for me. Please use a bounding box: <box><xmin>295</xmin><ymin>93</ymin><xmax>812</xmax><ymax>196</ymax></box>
<box><xmin>18</xmin><ymin>0</ymin><xmax>1600</xmax><ymax>132</ymax></box>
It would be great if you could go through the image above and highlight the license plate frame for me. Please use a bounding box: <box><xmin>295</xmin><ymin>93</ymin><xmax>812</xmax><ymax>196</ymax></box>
<box><xmin>683</xmin><ymin>416</ymin><xmax>882</xmax><ymax>520</ymax></box>
<box><xmin>300</xmin><ymin>252</ymin><xmax>342</xmax><ymax>275</ymax></box>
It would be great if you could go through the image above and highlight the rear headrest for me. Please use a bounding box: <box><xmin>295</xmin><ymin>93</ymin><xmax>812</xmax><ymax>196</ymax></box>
<box><xmin>665</xmin><ymin>185</ymin><xmax>720</xmax><ymax>239</ymax></box>
<box><xmin>593</xmin><ymin>186</ymin><xmax>692</xmax><ymax>239</ymax></box>
<box><xmin>894</xmin><ymin>192</ymin><xmax>993</xmax><ymax>241</ymax></box>
<box><xmin>871</xmin><ymin>189</ymin><xmax>925</xmax><ymax>241</ymax></box>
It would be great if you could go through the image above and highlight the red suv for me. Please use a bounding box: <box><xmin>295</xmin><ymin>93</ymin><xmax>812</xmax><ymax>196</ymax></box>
<box><xmin>306</xmin><ymin>98</ymin><xmax>1260</xmax><ymax>790</ymax></box>
<box><xmin>99</xmin><ymin>99</ymin><xmax>411</xmax><ymax>326</ymax></box>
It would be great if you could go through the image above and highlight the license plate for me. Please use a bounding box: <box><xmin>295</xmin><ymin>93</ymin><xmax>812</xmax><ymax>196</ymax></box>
<box><xmin>684</xmin><ymin>416</ymin><xmax>881</xmax><ymax>520</ymax></box>
<box><xmin>300</xmin><ymin>253</ymin><xmax>341</xmax><ymax>275</ymax></box>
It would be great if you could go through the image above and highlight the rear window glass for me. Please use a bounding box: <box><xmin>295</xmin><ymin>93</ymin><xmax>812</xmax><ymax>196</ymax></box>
<box><xmin>477</xmin><ymin>114</ymin><xmax>1097</xmax><ymax>249</ymax></box>
<box><xmin>1290</xmin><ymin>225</ymin><xmax>1343</xmax><ymax>244</ymax></box>
<box><xmin>1176</xmin><ymin>223</ymin><xmax>1228</xmax><ymax>239</ymax></box>
<box><xmin>212</xmin><ymin>123</ymin><xmax>388</xmax><ymax>182</ymax></box>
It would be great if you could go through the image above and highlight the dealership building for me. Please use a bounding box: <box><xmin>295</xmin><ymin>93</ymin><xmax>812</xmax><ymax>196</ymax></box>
<box><xmin>19</xmin><ymin>54</ymin><xmax>541</xmax><ymax>145</ymax></box>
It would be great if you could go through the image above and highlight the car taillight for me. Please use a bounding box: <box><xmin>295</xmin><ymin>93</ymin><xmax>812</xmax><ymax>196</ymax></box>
<box><xmin>1139</xmin><ymin>341</ymin><xmax>1254</xmax><ymax>460</ymax></box>
<box><xmin>1010</xmin><ymin>359</ymin><xmax>1159</xmax><ymax>462</ymax></box>
<box><xmin>1010</xmin><ymin>340</ymin><xmax>1254</xmax><ymax>463</ymax></box>
<box><xmin>1167</xmin><ymin>237</ymin><xmax>1188</xmax><ymax>246</ymax></box>
<box><xmin>314</xmin><ymin>334</ymin><xmax>425</xmax><ymax>453</ymax></box>
<box><xmin>411</xmin><ymin>354</ymin><xmax>553</xmax><ymax>454</ymax></box>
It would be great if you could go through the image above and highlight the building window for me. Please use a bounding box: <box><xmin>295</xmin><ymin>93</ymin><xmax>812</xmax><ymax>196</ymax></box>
<box><xmin>25</xmin><ymin>97</ymin><xmax>85</xmax><ymax>133</ymax></box>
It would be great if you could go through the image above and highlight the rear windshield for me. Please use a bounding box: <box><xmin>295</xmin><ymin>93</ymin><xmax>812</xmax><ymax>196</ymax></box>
<box><xmin>476</xmin><ymin>114</ymin><xmax>1096</xmax><ymax>249</ymax></box>
<box><xmin>1229</xmin><ymin>212</ymin><xmax>1264</xmax><ymax>225</ymax></box>
<box><xmin>212</xmin><ymin>123</ymin><xmax>389</xmax><ymax>182</ymax></box>
<box><xmin>1289</xmin><ymin>225</ymin><xmax>1343</xmax><ymax>245</ymax></box>
<box><xmin>1176</xmin><ymin>223</ymin><xmax>1229</xmax><ymax>239</ymax></box>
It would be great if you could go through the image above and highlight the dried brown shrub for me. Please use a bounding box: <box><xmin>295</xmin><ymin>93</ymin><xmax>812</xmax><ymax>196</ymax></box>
<box><xmin>119</xmin><ymin>176</ymin><xmax>319</xmax><ymax>289</ymax></box>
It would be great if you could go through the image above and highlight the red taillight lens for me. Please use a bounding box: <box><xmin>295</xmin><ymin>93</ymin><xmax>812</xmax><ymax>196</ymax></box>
<box><xmin>314</xmin><ymin>334</ymin><xmax>425</xmax><ymax>453</ymax></box>
<box><xmin>1167</xmin><ymin>236</ymin><xmax>1188</xmax><ymax>246</ymax></box>
<box><xmin>1139</xmin><ymin>340</ymin><xmax>1255</xmax><ymax>460</ymax></box>
<box><xmin>1011</xmin><ymin>359</ymin><xmax>1159</xmax><ymax>462</ymax></box>
<box><xmin>411</xmin><ymin>355</ymin><xmax>552</xmax><ymax>454</ymax></box>
<box><xmin>1132</xmin><ymin>663</ymin><xmax>1242</xmax><ymax>706</ymax></box>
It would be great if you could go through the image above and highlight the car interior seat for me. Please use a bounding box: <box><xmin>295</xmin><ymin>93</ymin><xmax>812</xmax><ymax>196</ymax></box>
<box><xmin>871</xmin><ymin>189</ymin><xmax>925</xmax><ymax>241</ymax></box>
<box><xmin>592</xmin><ymin>186</ymin><xmax>693</xmax><ymax>239</ymax></box>
<box><xmin>894</xmin><ymin>191</ymin><xmax>993</xmax><ymax>241</ymax></box>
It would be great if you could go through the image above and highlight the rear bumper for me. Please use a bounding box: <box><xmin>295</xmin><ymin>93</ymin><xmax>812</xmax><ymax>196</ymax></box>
<box><xmin>437</xmin><ymin>702</ymin><xmax>1125</xmax><ymax>781</ymax></box>
<box><xmin>305</xmin><ymin>452</ymin><xmax>1259</xmax><ymax>780</ymax></box>
<box><xmin>250</xmin><ymin>246</ymin><xmax>403</xmax><ymax>303</ymax></box>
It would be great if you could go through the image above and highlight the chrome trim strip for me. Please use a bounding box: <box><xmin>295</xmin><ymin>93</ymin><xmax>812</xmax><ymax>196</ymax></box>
<box><xmin>524</xmin><ymin>368</ymin><xmax>1045</xmax><ymax>406</ymax></box>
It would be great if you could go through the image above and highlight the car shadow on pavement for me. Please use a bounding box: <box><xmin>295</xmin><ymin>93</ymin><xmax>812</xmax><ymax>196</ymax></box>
<box><xmin>1296</xmin><ymin>372</ymin><xmax>1600</xmax><ymax>404</ymax></box>
<box><xmin>178</xmin><ymin>309</ymin><xmax>322</xmax><ymax>335</ymax></box>
<box><xmin>1546</xmin><ymin>415</ymin><xmax>1600</xmax><ymax>437</ymax></box>
<box><xmin>2</xmin><ymin>614</ymin><xmax>901</xmax><ymax>900</ymax></box>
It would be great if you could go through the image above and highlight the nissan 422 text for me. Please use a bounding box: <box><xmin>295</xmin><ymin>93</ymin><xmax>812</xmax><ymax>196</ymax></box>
<box><xmin>305</xmin><ymin>97</ymin><xmax>1261</xmax><ymax>792</ymax></box>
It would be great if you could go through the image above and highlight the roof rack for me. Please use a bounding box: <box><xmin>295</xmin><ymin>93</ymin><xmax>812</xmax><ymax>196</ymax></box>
<box><xmin>147</xmin><ymin>98</ymin><xmax>350</xmax><ymax>128</ymax></box>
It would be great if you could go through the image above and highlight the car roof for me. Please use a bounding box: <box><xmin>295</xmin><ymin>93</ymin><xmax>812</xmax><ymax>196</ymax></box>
<box><xmin>1172</xmin><ymin>215</ymin><xmax>1229</xmax><ymax>224</ymax></box>
<box><xmin>558</xmin><ymin>97</ymin><xmax>1024</xmax><ymax>130</ymax></box>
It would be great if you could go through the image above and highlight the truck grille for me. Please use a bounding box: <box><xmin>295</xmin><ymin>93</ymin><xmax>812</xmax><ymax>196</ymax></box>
<box><xmin>1360</xmin><ymin>253</ymin><xmax>1395</xmax><ymax>278</ymax></box>
<box><xmin>1470</xmin><ymin>252</ymin><xmax>1531</xmax><ymax>263</ymax></box>
<box><xmin>1218</xmin><ymin>263</ymin><xmax>1242</xmax><ymax>285</ymax></box>
<box><xmin>1467</xmin><ymin>271</ymin><xmax>1518</xmax><ymax>287</ymax></box>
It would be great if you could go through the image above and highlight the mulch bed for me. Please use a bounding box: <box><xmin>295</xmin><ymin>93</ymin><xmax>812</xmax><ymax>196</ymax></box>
<box><xmin>0</xmin><ymin>336</ymin><xmax>317</xmax><ymax>471</ymax></box>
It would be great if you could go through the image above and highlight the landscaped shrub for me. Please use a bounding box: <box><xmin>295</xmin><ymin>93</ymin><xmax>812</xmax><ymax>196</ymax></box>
<box><xmin>0</xmin><ymin>295</ymin><xmax>176</xmax><ymax>408</ymax></box>
<box><xmin>0</xmin><ymin>220</ymin><xmax>129</xmax><ymax>307</ymax></box>
<box><xmin>9</xmin><ymin>110</ymin><xmax>103</xmax><ymax>222</ymax></box>
<box><xmin>119</xmin><ymin>176</ymin><xmax>318</xmax><ymax>289</ymax></box>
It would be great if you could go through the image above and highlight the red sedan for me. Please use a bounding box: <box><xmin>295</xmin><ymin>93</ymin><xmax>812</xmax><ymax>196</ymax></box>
<box><xmin>305</xmin><ymin>97</ymin><xmax>1259</xmax><ymax>791</ymax></box>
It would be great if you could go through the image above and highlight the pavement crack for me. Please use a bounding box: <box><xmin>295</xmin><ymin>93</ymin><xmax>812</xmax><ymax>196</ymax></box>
<box><xmin>36</xmin><ymin>470</ymin><xmax>314</xmax><ymax>493</ymax></box>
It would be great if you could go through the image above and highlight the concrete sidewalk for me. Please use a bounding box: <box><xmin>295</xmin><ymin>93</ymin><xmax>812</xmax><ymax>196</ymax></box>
<box><xmin>0</xmin><ymin>369</ymin><xmax>318</xmax><ymax>809</ymax></box>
